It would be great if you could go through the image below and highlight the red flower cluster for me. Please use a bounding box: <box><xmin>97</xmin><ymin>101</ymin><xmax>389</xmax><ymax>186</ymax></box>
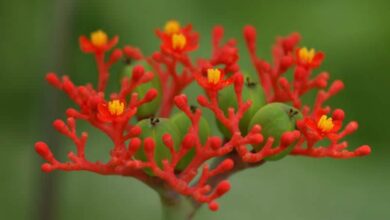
<box><xmin>35</xmin><ymin>21</ymin><xmax>371</xmax><ymax>212</ymax></box>
<box><xmin>156</xmin><ymin>20</ymin><xmax>199</xmax><ymax>57</ymax></box>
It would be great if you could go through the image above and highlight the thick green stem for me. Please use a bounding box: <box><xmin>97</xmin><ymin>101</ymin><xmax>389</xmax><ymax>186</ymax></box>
<box><xmin>160</xmin><ymin>192</ymin><xmax>196</xmax><ymax>220</ymax></box>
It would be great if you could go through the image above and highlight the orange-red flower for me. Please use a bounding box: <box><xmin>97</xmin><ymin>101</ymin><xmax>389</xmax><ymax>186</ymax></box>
<box><xmin>79</xmin><ymin>30</ymin><xmax>119</xmax><ymax>53</ymax></box>
<box><xmin>195</xmin><ymin>68</ymin><xmax>233</xmax><ymax>91</ymax></box>
<box><xmin>97</xmin><ymin>99</ymin><xmax>128</xmax><ymax>122</ymax></box>
<box><xmin>296</xmin><ymin>47</ymin><xmax>324</xmax><ymax>68</ymax></box>
<box><xmin>303</xmin><ymin>110</ymin><xmax>342</xmax><ymax>140</ymax></box>
<box><xmin>157</xmin><ymin>20</ymin><xmax>198</xmax><ymax>56</ymax></box>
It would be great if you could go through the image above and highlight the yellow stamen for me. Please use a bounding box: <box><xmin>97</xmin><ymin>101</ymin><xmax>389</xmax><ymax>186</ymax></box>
<box><xmin>91</xmin><ymin>30</ymin><xmax>108</xmax><ymax>47</ymax></box>
<box><xmin>317</xmin><ymin>115</ymin><xmax>334</xmax><ymax>132</ymax></box>
<box><xmin>108</xmin><ymin>100</ymin><xmax>125</xmax><ymax>116</ymax></box>
<box><xmin>172</xmin><ymin>33</ymin><xmax>186</xmax><ymax>50</ymax></box>
<box><xmin>299</xmin><ymin>47</ymin><xmax>316</xmax><ymax>63</ymax></box>
<box><xmin>164</xmin><ymin>20</ymin><xmax>181</xmax><ymax>35</ymax></box>
<box><xmin>207</xmin><ymin>68</ymin><xmax>221</xmax><ymax>84</ymax></box>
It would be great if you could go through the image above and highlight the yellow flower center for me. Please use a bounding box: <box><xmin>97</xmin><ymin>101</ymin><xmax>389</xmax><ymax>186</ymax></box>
<box><xmin>299</xmin><ymin>47</ymin><xmax>315</xmax><ymax>63</ymax></box>
<box><xmin>108</xmin><ymin>100</ymin><xmax>125</xmax><ymax>116</ymax></box>
<box><xmin>207</xmin><ymin>68</ymin><xmax>221</xmax><ymax>84</ymax></box>
<box><xmin>164</xmin><ymin>20</ymin><xmax>181</xmax><ymax>35</ymax></box>
<box><xmin>317</xmin><ymin>115</ymin><xmax>334</xmax><ymax>132</ymax></box>
<box><xmin>91</xmin><ymin>30</ymin><xmax>108</xmax><ymax>47</ymax></box>
<box><xmin>172</xmin><ymin>33</ymin><xmax>186</xmax><ymax>50</ymax></box>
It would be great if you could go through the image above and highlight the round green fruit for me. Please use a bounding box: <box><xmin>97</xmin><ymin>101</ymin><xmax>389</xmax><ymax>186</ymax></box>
<box><xmin>134</xmin><ymin>118</ymin><xmax>181</xmax><ymax>175</ymax></box>
<box><xmin>122</xmin><ymin>60</ymin><xmax>162</xmax><ymax>119</ymax></box>
<box><xmin>216</xmin><ymin>74</ymin><xmax>266</xmax><ymax>137</ymax></box>
<box><xmin>171</xmin><ymin>111</ymin><xmax>211</xmax><ymax>169</ymax></box>
<box><xmin>248</xmin><ymin>102</ymin><xmax>302</xmax><ymax>161</ymax></box>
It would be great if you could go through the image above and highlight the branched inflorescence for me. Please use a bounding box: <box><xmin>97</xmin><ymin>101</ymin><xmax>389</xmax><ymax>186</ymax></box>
<box><xmin>35</xmin><ymin>21</ymin><xmax>371</xmax><ymax>211</ymax></box>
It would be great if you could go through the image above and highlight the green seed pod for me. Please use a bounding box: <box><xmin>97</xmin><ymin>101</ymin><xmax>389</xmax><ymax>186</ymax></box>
<box><xmin>171</xmin><ymin>110</ymin><xmax>211</xmax><ymax>170</ymax></box>
<box><xmin>216</xmin><ymin>74</ymin><xmax>266</xmax><ymax>137</ymax></box>
<box><xmin>134</xmin><ymin>118</ymin><xmax>181</xmax><ymax>175</ymax></box>
<box><xmin>248</xmin><ymin>102</ymin><xmax>302</xmax><ymax>161</ymax></box>
<box><xmin>122</xmin><ymin>60</ymin><xmax>162</xmax><ymax>119</ymax></box>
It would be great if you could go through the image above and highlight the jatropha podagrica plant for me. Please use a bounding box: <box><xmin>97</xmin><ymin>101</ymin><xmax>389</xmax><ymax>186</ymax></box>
<box><xmin>35</xmin><ymin>20</ymin><xmax>371</xmax><ymax>218</ymax></box>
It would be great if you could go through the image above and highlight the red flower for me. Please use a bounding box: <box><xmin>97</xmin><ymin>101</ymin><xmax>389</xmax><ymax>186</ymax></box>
<box><xmin>97</xmin><ymin>99</ymin><xmax>131</xmax><ymax>122</ymax></box>
<box><xmin>195</xmin><ymin>68</ymin><xmax>233</xmax><ymax>91</ymax></box>
<box><xmin>303</xmin><ymin>110</ymin><xmax>342</xmax><ymax>140</ymax></box>
<box><xmin>296</xmin><ymin>47</ymin><xmax>324</xmax><ymax>68</ymax></box>
<box><xmin>79</xmin><ymin>30</ymin><xmax>119</xmax><ymax>53</ymax></box>
<box><xmin>156</xmin><ymin>20</ymin><xmax>198</xmax><ymax>56</ymax></box>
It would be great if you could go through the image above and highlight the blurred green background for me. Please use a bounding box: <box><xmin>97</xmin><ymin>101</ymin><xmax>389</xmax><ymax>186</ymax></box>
<box><xmin>1</xmin><ymin>0</ymin><xmax>389</xmax><ymax>219</ymax></box>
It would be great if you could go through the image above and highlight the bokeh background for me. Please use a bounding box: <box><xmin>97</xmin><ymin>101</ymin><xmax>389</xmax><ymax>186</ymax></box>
<box><xmin>1</xmin><ymin>0</ymin><xmax>389</xmax><ymax>219</ymax></box>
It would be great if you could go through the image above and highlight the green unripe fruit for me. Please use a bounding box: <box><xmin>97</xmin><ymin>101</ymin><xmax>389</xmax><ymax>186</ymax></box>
<box><xmin>171</xmin><ymin>111</ymin><xmax>211</xmax><ymax>169</ymax></box>
<box><xmin>134</xmin><ymin>118</ymin><xmax>181</xmax><ymax>175</ymax></box>
<box><xmin>217</xmin><ymin>74</ymin><xmax>266</xmax><ymax>137</ymax></box>
<box><xmin>122</xmin><ymin>61</ymin><xmax>162</xmax><ymax>119</ymax></box>
<box><xmin>248</xmin><ymin>102</ymin><xmax>302</xmax><ymax>161</ymax></box>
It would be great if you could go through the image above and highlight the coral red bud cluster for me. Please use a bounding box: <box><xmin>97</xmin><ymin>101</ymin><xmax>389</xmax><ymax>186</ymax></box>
<box><xmin>35</xmin><ymin>21</ymin><xmax>371</xmax><ymax>212</ymax></box>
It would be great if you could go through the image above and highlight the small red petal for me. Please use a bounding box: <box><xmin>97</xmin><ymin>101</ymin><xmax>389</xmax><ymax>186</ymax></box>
<box><xmin>79</xmin><ymin>36</ymin><xmax>95</xmax><ymax>53</ymax></box>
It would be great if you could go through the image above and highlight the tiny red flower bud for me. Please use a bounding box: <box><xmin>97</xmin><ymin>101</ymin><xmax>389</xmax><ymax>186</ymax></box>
<box><xmin>283</xmin><ymin>32</ymin><xmax>300</xmax><ymax>51</ymax></box>
<box><xmin>329</xmin><ymin>80</ymin><xmax>344</xmax><ymax>95</ymax></box>
<box><xmin>123</xmin><ymin>46</ymin><xmax>143</xmax><ymax>60</ymax></box>
<box><xmin>219</xmin><ymin>158</ymin><xmax>234</xmax><ymax>170</ymax></box>
<box><xmin>144</xmin><ymin>88</ymin><xmax>158</xmax><ymax>102</ymax></box>
<box><xmin>109</xmin><ymin>48</ymin><xmax>123</xmax><ymax>63</ymax></box>
<box><xmin>62</xmin><ymin>79</ymin><xmax>75</xmax><ymax>93</ymax></box>
<box><xmin>46</xmin><ymin>73</ymin><xmax>61</xmax><ymax>87</ymax></box>
<box><xmin>173</xmin><ymin>94</ymin><xmax>188</xmax><ymax>110</ymax></box>
<box><xmin>249</xmin><ymin>124</ymin><xmax>262</xmax><ymax>133</ymax></box>
<box><xmin>128</xmin><ymin>137</ymin><xmax>141</xmax><ymax>155</ymax></box>
<box><xmin>152</xmin><ymin>52</ymin><xmax>162</xmax><ymax>61</ymax></box>
<box><xmin>197</xmin><ymin>95</ymin><xmax>209</xmax><ymax>107</ymax></box>
<box><xmin>143</xmin><ymin>137</ymin><xmax>155</xmax><ymax>154</ymax></box>
<box><xmin>212</xmin><ymin>25</ymin><xmax>224</xmax><ymax>43</ymax></box>
<box><xmin>332</xmin><ymin>109</ymin><xmax>345</xmax><ymax>121</ymax></box>
<box><xmin>65</xmin><ymin>108</ymin><xmax>83</xmax><ymax>118</ymax></box>
<box><xmin>209</xmin><ymin>202</ymin><xmax>219</xmax><ymax>211</ymax></box>
<box><xmin>249</xmin><ymin>134</ymin><xmax>263</xmax><ymax>145</ymax></box>
<box><xmin>280</xmin><ymin>130</ymin><xmax>300</xmax><ymax>146</ymax></box>
<box><xmin>41</xmin><ymin>163</ymin><xmax>53</xmax><ymax>173</ymax></box>
<box><xmin>53</xmin><ymin>119</ymin><xmax>68</xmax><ymax>134</ymax></box>
<box><xmin>209</xmin><ymin>137</ymin><xmax>222</xmax><ymax>150</ymax></box>
<box><xmin>35</xmin><ymin>142</ymin><xmax>51</xmax><ymax>158</ymax></box>
<box><xmin>356</xmin><ymin>145</ymin><xmax>371</xmax><ymax>156</ymax></box>
<box><xmin>182</xmin><ymin>134</ymin><xmax>196</xmax><ymax>149</ymax></box>
<box><xmin>243</xmin><ymin>25</ymin><xmax>256</xmax><ymax>45</ymax></box>
<box><xmin>215</xmin><ymin>180</ymin><xmax>231</xmax><ymax>195</ymax></box>
<box><xmin>129</xmin><ymin>125</ymin><xmax>141</xmax><ymax>137</ymax></box>
<box><xmin>132</xmin><ymin>65</ymin><xmax>145</xmax><ymax>80</ymax></box>
<box><xmin>344</xmin><ymin>121</ymin><xmax>359</xmax><ymax>134</ymax></box>
<box><xmin>162</xmin><ymin>133</ymin><xmax>174</xmax><ymax>147</ymax></box>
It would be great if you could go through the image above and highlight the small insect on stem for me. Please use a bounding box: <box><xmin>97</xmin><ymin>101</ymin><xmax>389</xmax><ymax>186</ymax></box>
<box><xmin>246</xmin><ymin>76</ymin><xmax>256</xmax><ymax>88</ymax></box>
<box><xmin>150</xmin><ymin>117</ymin><xmax>160</xmax><ymax>126</ymax></box>
<box><xmin>288</xmin><ymin>108</ymin><xmax>299</xmax><ymax>119</ymax></box>
<box><xmin>123</xmin><ymin>57</ymin><xmax>132</xmax><ymax>65</ymax></box>
<box><xmin>190</xmin><ymin>105</ymin><xmax>198</xmax><ymax>113</ymax></box>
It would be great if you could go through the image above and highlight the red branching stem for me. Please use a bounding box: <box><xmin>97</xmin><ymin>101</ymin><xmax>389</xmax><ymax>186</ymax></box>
<box><xmin>95</xmin><ymin>49</ymin><xmax>122</xmax><ymax>92</ymax></box>
<box><xmin>36</xmin><ymin>25</ymin><xmax>371</xmax><ymax>214</ymax></box>
<box><xmin>150</xmin><ymin>52</ymin><xmax>195</xmax><ymax>117</ymax></box>
<box><xmin>243</xmin><ymin>26</ymin><xmax>329</xmax><ymax>109</ymax></box>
